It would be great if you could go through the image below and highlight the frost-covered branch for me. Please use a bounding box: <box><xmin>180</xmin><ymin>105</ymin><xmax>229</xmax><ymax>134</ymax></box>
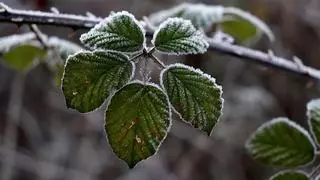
<box><xmin>1</xmin><ymin>3</ymin><xmax>320</xmax><ymax>81</ymax></box>
<box><xmin>0</xmin><ymin>2</ymin><xmax>101</xmax><ymax>29</ymax></box>
<box><xmin>207</xmin><ymin>39</ymin><xmax>320</xmax><ymax>81</ymax></box>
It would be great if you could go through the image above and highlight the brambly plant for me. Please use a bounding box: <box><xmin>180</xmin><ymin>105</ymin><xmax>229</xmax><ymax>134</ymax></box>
<box><xmin>62</xmin><ymin>11</ymin><xmax>223</xmax><ymax>168</ymax></box>
<box><xmin>246</xmin><ymin>99</ymin><xmax>320</xmax><ymax>180</ymax></box>
<box><xmin>1</xmin><ymin>2</ymin><xmax>320</xmax><ymax>172</ymax></box>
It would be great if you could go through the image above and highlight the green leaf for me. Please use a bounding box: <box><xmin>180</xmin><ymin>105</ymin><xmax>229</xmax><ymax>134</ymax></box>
<box><xmin>54</xmin><ymin>64</ymin><xmax>64</xmax><ymax>87</ymax></box>
<box><xmin>270</xmin><ymin>171</ymin><xmax>308</xmax><ymax>180</ymax></box>
<box><xmin>148</xmin><ymin>3</ymin><xmax>224</xmax><ymax>29</ymax></box>
<box><xmin>222</xmin><ymin>7</ymin><xmax>275</xmax><ymax>42</ymax></box>
<box><xmin>246</xmin><ymin>117</ymin><xmax>316</xmax><ymax>168</ymax></box>
<box><xmin>2</xmin><ymin>44</ymin><xmax>46</xmax><ymax>72</ymax></box>
<box><xmin>148</xmin><ymin>3</ymin><xmax>274</xmax><ymax>42</ymax></box>
<box><xmin>105</xmin><ymin>82</ymin><xmax>171</xmax><ymax>168</ymax></box>
<box><xmin>220</xmin><ymin>16</ymin><xmax>257</xmax><ymax>42</ymax></box>
<box><xmin>80</xmin><ymin>11</ymin><xmax>145</xmax><ymax>53</ymax></box>
<box><xmin>0</xmin><ymin>33</ymin><xmax>82</xmax><ymax>60</ymax></box>
<box><xmin>307</xmin><ymin>99</ymin><xmax>320</xmax><ymax>146</ymax></box>
<box><xmin>152</xmin><ymin>18</ymin><xmax>209</xmax><ymax>55</ymax></box>
<box><xmin>62</xmin><ymin>50</ymin><xmax>134</xmax><ymax>113</ymax></box>
<box><xmin>160</xmin><ymin>64</ymin><xmax>223</xmax><ymax>135</ymax></box>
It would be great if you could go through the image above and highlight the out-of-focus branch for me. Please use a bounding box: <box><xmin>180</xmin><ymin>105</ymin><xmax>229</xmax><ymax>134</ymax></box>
<box><xmin>0</xmin><ymin>3</ymin><xmax>101</xmax><ymax>29</ymax></box>
<box><xmin>207</xmin><ymin>39</ymin><xmax>320</xmax><ymax>81</ymax></box>
<box><xmin>1</xmin><ymin>3</ymin><xmax>320</xmax><ymax>81</ymax></box>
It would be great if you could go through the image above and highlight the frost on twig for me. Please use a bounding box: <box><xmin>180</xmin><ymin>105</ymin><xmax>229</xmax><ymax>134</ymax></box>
<box><xmin>0</xmin><ymin>3</ymin><xmax>320</xmax><ymax>81</ymax></box>
<box><xmin>50</xmin><ymin>7</ymin><xmax>60</xmax><ymax>14</ymax></box>
<box><xmin>0</xmin><ymin>2</ymin><xmax>101</xmax><ymax>28</ymax></box>
<box><xmin>267</xmin><ymin>49</ymin><xmax>275</xmax><ymax>62</ymax></box>
<box><xmin>29</xmin><ymin>24</ymin><xmax>49</xmax><ymax>49</ymax></box>
<box><xmin>212</xmin><ymin>30</ymin><xmax>234</xmax><ymax>44</ymax></box>
<box><xmin>86</xmin><ymin>12</ymin><xmax>97</xmax><ymax>18</ymax></box>
<box><xmin>293</xmin><ymin>56</ymin><xmax>307</xmax><ymax>73</ymax></box>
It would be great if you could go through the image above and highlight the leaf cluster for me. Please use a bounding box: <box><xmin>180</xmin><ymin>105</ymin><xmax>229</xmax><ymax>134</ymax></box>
<box><xmin>246</xmin><ymin>99</ymin><xmax>320</xmax><ymax>179</ymax></box>
<box><xmin>62</xmin><ymin>11</ymin><xmax>223</xmax><ymax>168</ymax></box>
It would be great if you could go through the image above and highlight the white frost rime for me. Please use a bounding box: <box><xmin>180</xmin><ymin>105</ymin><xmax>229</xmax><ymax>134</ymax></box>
<box><xmin>152</xmin><ymin>18</ymin><xmax>209</xmax><ymax>55</ymax></box>
<box><xmin>80</xmin><ymin>11</ymin><xmax>146</xmax><ymax>53</ymax></box>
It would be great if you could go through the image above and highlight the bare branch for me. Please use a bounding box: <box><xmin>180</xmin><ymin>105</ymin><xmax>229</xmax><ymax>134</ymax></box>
<box><xmin>29</xmin><ymin>24</ymin><xmax>49</xmax><ymax>49</ymax></box>
<box><xmin>1</xmin><ymin>3</ymin><xmax>320</xmax><ymax>81</ymax></box>
<box><xmin>309</xmin><ymin>162</ymin><xmax>320</xmax><ymax>180</ymax></box>
<box><xmin>0</xmin><ymin>2</ymin><xmax>101</xmax><ymax>29</ymax></box>
<box><xmin>207</xmin><ymin>39</ymin><xmax>320</xmax><ymax>81</ymax></box>
<box><xmin>149</xmin><ymin>54</ymin><xmax>166</xmax><ymax>69</ymax></box>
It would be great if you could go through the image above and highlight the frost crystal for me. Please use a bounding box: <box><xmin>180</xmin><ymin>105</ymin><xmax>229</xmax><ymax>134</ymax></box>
<box><xmin>149</xmin><ymin>3</ymin><xmax>224</xmax><ymax>29</ymax></box>
<box><xmin>149</xmin><ymin>3</ymin><xmax>275</xmax><ymax>41</ymax></box>
<box><xmin>80</xmin><ymin>11</ymin><xmax>145</xmax><ymax>53</ymax></box>
<box><xmin>152</xmin><ymin>18</ymin><xmax>209</xmax><ymax>55</ymax></box>
<box><xmin>246</xmin><ymin>117</ymin><xmax>316</xmax><ymax>168</ymax></box>
<box><xmin>307</xmin><ymin>99</ymin><xmax>320</xmax><ymax>146</ymax></box>
<box><xmin>0</xmin><ymin>33</ymin><xmax>35</xmax><ymax>52</ymax></box>
<box><xmin>307</xmin><ymin>99</ymin><xmax>320</xmax><ymax>115</ymax></box>
<box><xmin>160</xmin><ymin>63</ymin><xmax>223</xmax><ymax>135</ymax></box>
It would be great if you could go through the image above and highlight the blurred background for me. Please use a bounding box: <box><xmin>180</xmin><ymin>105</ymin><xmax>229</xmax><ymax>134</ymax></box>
<box><xmin>1</xmin><ymin>0</ymin><xmax>320</xmax><ymax>179</ymax></box>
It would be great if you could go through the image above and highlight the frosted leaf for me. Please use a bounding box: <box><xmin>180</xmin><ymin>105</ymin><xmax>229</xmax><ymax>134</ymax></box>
<box><xmin>152</xmin><ymin>18</ymin><xmax>209</xmax><ymax>55</ymax></box>
<box><xmin>270</xmin><ymin>171</ymin><xmax>308</xmax><ymax>180</ymax></box>
<box><xmin>246</xmin><ymin>117</ymin><xmax>316</xmax><ymax>168</ymax></box>
<box><xmin>223</xmin><ymin>7</ymin><xmax>275</xmax><ymax>41</ymax></box>
<box><xmin>148</xmin><ymin>3</ymin><xmax>274</xmax><ymax>42</ymax></box>
<box><xmin>105</xmin><ymin>81</ymin><xmax>171</xmax><ymax>168</ymax></box>
<box><xmin>160</xmin><ymin>63</ymin><xmax>223</xmax><ymax>135</ymax></box>
<box><xmin>2</xmin><ymin>44</ymin><xmax>46</xmax><ymax>72</ymax></box>
<box><xmin>0</xmin><ymin>33</ymin><xmax>35</xmax><ymax>53</ymax></box>
<box><xmin>307</xmin><ymin>99</ymin><xmax>320</xmax><ymax>146</ymax></box>
<box><xmin>62</xmin><ymin>50</ymin><xmax>134</xmax><ymax>113</ymax></box>
<box><xmin>148</xmin><ymin>3</ymin><xmax>224</xmax><ymax>29</ymax></box>
<box><xmin>0</xmin><ymin>33</ymin><xmax>82</xmax><ymax>60</ymax></box>
<box><xmin>80</xmin><ymin>11</ymin><xmax>145</xmax><ymax>53</ymax></box>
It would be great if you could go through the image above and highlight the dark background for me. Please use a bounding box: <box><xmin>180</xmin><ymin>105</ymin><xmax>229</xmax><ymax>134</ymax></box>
<box><xmin>1</xmin><ymin>0</ymin><xmax>320</xmax><ymax>179</ymax></box>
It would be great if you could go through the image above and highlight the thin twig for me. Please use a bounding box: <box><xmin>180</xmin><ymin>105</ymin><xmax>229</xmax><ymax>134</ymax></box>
<box><xmin>29</xmin><ymin>24</ymin><xmax>49</xmax><ymax>49</ymax></box>
<box><xmin>130</xmin><ymin>52</ymin><xmax>144</xmax><ymax>62</ymax></box>
<box><xmin>0</xmin><ymin>2</ymin><xmax>101</xmax><ymax>29</ymax></box>
<box><xmin>1</xmin><ymin>3</ymin><xmax>320</xmax><ymax>81</ymax></box>
<box><xmin>207</xmin><ymin>39</ymin><xmax>320</xmax><ymax>81</ymax></box>
<box><xmin>150</xmin><ymin>54</ymin><xmax>166</xmax><ymax>69</ymax></box>
<box><xmin>309</xmin><ymin>163</ymin><xmax>320</xmax><ymax>180</ymax></box>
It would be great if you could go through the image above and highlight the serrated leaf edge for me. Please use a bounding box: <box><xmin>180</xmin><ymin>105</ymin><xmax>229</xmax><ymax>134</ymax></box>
<box><xmin>269</xmin><ymin>170</ymin><xmax>308</xmax><ymax>180</ymax></box>
<box><xmin>151</xmin><ymin>17</ymin><xmax>209</xmax><ymax>55</ymax></box>
<box><xmin>245</xmin><ymin>117</ymin><xmax>316</xmax><ymax>167</ymax></box>
<box><xmin>104</xmin><ymin>80</ymin><xmax>172</xmax><ymax>168</ymax></box>
<box><xmin>80</xmin><ymin>11</ymin><xmax>146</xmax><ymax>53</ymax></box>
<box><xmin>62</xmin><ymin>50</ymin><xmax>135</xmax><ymax>113</ymax></box>
<box><xmin>159</xmin><ymin>63</ymin><xmax>223</xmax><ymax>136</ymax></box>
<box><xmin>307</xmin><ymin>98</ymin><xmax>320</xmax><ymax>146</ymax></box>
